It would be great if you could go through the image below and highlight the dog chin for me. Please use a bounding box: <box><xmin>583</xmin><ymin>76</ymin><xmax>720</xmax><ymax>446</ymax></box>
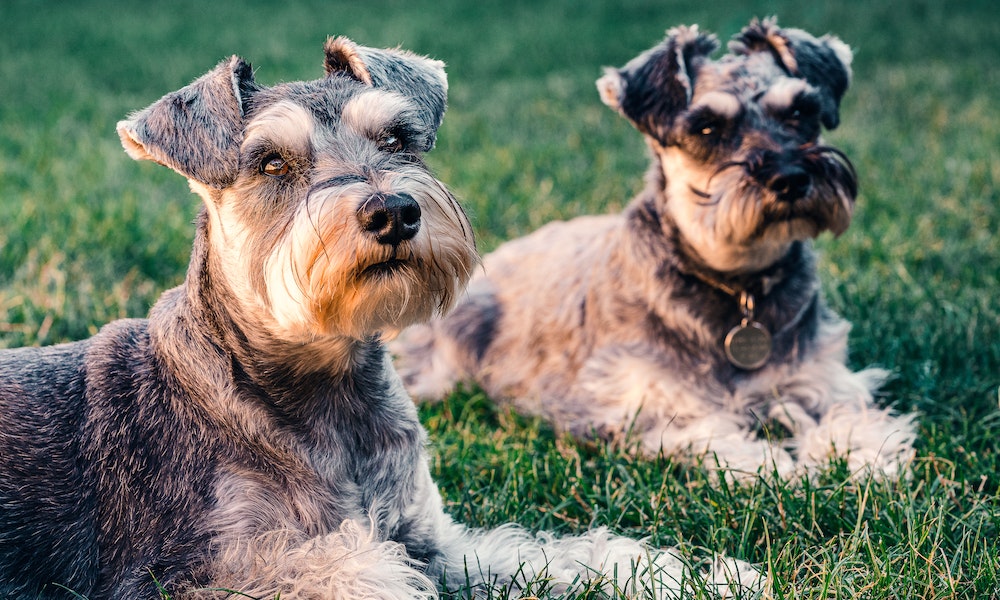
<box><xmin>755</xmin><ymin>202</ymin><xmax>852</xmax><ymax>242</ymax></box>
<box><xmin>336</xmin><ymin>272</ymin><xmax>446</xmax><ymax>339</ymax></box>
<box><xmin>756</xmin><ymin>217</ymin><xmax>823</xmax><ymax>243</ymax></box>
<box><xmin>358</xmin><ymin>257</ymin><xmax>412</xmax><ymax>281</ymax></box>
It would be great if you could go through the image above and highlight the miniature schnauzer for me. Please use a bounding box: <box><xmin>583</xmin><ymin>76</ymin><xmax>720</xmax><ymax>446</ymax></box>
<box><xmin>0</xmin><ymin>38</ymin><xmax>759</xmax><ymax>599</ymax></box>
<box><xmin>395</xmin><ymin>19</ymin><xmax>917</xmax><ymax>479</ymax></box>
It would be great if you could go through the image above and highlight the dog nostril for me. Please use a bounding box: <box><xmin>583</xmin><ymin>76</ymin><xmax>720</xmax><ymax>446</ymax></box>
<box><xmin>399</xmin><ymin>203</ymin><xmax>421</xmax><ymax>228</ymax></box>
<box><xmin>358</xmin><ymin>193</ymin><xmax>421</xmax><ymax>245</ymax></box>
<box><xmin>364</xmin><ymin>211</ymin><xmax>389</xmax><ymax>233</ymax></box>
<box><xmin>770</xmin><ymin>169</ymin><xmax>811</xmax><ymax>202</ymax></box>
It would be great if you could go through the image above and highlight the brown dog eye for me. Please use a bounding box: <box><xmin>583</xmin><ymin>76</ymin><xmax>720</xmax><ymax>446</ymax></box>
<box><xmin>378</xmin><ymin>132</ymin><xmax>404</xmax><ymax>153</ymax></box>
<box><xmin>261</xmin><ymin>155</ymin><xmax>290</xmax><ymax>177</ymax></box>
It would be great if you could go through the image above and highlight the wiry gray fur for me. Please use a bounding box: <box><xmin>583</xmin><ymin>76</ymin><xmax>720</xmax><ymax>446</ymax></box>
<box><xmin>394</xmin><ymin>18</ymin><xmax>917</xmax><ymax>479</ymax></box>
<box><xmin>0</xmin><ymin>38</ymin><xmax>759</xmax><ymax>599</ymax></box>
<box><xmin>324</xmin><ymin>37</ymin><xmax>449</xmax><ymax>149</ymax></box>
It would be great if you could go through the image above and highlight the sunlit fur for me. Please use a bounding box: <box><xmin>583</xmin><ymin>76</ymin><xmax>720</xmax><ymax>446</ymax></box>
<box><xmin>394</xmin><ymin>19</ymin><xmax>916</xmax><ymax>481</ymax></box>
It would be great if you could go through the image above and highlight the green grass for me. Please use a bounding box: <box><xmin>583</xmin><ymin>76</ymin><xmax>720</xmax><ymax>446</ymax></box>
<box><xmin>2</xmin><ymin>0</ymin><xmax>998</xmax><ymax>597</ymax></box>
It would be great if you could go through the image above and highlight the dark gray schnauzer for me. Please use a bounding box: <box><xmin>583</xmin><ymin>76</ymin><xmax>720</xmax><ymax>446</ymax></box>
<box><xmin>0</xmin><ymin>38</ymin><xmax>761</xmax><ymax>599</ymax></box>
<box><xmin>395</xmin><ymin>19</ymin><xmax>916</xmax><ymax>479</ymax></box>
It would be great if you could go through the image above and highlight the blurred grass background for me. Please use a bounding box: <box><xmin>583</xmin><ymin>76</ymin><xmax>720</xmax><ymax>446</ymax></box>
<box><xmin>1</xmin><ymin>0</ymin><xmax>998</xmax><ymax>597</ymax></box>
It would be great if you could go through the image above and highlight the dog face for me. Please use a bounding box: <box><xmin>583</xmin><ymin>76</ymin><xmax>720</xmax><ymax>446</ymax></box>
<box><xmin>598</xmin><ymin>18</ymin><xmax>857</xmax><ymax>274</ymax></box>
<box><xmin>117</xmin><ymin>38</ymin><xmax>477</xmax><ymax>342</ymax></box>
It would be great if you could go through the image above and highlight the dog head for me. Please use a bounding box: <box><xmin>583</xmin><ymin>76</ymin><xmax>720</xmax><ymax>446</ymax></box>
<box><xmin>117</xmin><ymin>38</ymin><xmax>477</xmax><ymax>342</ymax></box>
<box><xmin>598</xmin><ymin>18</ymin><xmax>856</xmax><ymax>274</ymax></box>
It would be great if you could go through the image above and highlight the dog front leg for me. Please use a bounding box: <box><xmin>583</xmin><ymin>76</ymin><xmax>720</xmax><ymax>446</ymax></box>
<box><xmin>755</xmin><ymin>341</ymin><xmax>916</xmax><ymax>478</ymax></box>
<box><xmin>397</xmin><ymin>462</ymin><xmax>689</xmax><ymax>596</ymax></box>
<box><xmin>192</xmin><ymin>521</ymin><xmax>437</xmax><ymax>600</ymax></box>
<box><xmin>425</xmin><ymin>519</ymin><xmax>764</xmax><ymax>599</ymax></box>
<box><xmin>570</xmin><ymin>344</ymin><xmax>797</xmax><ymax>479</ymax></box>
<box><xmin>426</xmin><ymin>520</ymin><xmax>686</xmax><ymax>598</ymax></box>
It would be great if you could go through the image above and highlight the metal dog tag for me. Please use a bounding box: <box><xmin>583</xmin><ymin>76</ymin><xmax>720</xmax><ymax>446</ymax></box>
<box><xmin>724</xmin><ymin>290</ymin><xmax>771</xmax><ymax>370</ymax></box>
<box><xmin>725</xmin><ymin>320</ymin><xmax>772</xmax><ymax>370</ymax></box>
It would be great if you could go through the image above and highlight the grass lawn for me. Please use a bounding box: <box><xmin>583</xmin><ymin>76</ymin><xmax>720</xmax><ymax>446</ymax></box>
<box><xmin>1</xmin><ymin>0</ymin><xmax>998</xmax><ymax>597</ymax></box>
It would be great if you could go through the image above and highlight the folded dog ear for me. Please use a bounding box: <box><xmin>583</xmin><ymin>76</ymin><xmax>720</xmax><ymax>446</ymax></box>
<box><xmin>117</xmin><ymin>57</ymin><xmax>256</xmax><ymax>188</ymax></box>
<box><xmin>324</xmin><ymin>36</ymin><xmax>448</xmax><ymax>151</ymax></box>
<box><xmin>597</xmin><ymin>25</ymin><xmax>719</xmax><ymax>144</ymax></box>
<box><xmin>730</xmin><ymin>17</ymin><xmax>852</xmax><ymax>129</ymax></box>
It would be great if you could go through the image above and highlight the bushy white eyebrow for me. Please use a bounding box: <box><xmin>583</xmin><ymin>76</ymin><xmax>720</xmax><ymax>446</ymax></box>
<box><xmin>691</xmin><ymin>91</ymin><xmax>742</xmax><ymax>119</ymax></box>
<box><xmin>244</xmin><ymin>101</ymin><xmax>314</xmax><ymax>152</ymax></box>
<box><xmin>759</xmin><ymin>78</ymin><xmax>811</xmax><ymax>112</ymax></box>
<box><xmin>341</xmin><ymin>89</ymin><xmax>415</xmax><ymax>139</ymax></box>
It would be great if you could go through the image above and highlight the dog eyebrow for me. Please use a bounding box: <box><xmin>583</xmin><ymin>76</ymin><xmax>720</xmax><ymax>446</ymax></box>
<box><xmin>341</xmin><ymin>89</ymin><xmax>419</xmax><ymax>141</ymax></box>
<box><xmin>244</xmin><ymin>101</ymin><xmax>314</xmax><ymax>154</ymax></box>
<box><xmin>759</xmin><ymin>79</ymin><xmax>812</xmax><ymax>113</ymax></box>
<box><xmin>691</xmin><ymin>91</ymin><xmax>742</xmax><ymax>119</ymax></box>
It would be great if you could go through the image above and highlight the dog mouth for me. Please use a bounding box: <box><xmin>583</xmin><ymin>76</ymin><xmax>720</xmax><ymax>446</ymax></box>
<box><xmin>360</xmin><ymin>258</ymin><xmax>409</xmax><ymax>279</ymax></box>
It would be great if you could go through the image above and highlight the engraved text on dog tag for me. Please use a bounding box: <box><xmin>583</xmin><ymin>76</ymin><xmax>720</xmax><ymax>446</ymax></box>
<box><xmin>725</xmin><ymin>320</ymin><xmax>772</xmax><ymax>370</ymax></box>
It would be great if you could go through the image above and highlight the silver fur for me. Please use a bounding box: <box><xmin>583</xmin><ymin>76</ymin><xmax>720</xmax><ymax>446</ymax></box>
<box><xmin>394</xmin><ymin>19</ymin><xmax>917</xmax><ymax>479</ymax></box>
<box><xmin>0</xmin><ymin>38</ymin><xmax>759</xmax><ymax>598</ymax></box>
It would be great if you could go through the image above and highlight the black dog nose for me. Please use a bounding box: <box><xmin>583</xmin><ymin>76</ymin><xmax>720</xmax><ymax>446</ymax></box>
<box><xmin>358</xmin><ymin>193</ymin><xmax>421</xmax><ymax>245</ymax></box>
<box><xmin>769</xmin><ymin>167</ymin><xmax>812</xmax><ymax>202</ymax></box>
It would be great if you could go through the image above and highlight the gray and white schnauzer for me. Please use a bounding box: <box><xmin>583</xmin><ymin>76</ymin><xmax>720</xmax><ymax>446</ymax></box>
<box><xmin>395</xmin><ymin>19</ymin><xmax>917</xmax><ymax>479</ymax></box>
<box><xmin>0</xmin><ymin>38</ymin><xmax>759</xmax><ymax>599</ymax></box>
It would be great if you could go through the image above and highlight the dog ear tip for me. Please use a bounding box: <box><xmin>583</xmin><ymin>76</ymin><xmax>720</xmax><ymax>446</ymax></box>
<box><xmin>323</xmin><ymin>35</ymin><xmax>355</xmax><ymax>54</ymax></box>
<box><xmin>667</xmin><ymin>23</ymin><xmax>719</xmax><ymax>43</ymax></box>
<box><xmin>323</xmin><ymin>36</ymin><xmax>373</xmax><ymax>84</ymax></box>
<box><xmin>596</xmin><ymin>69</ymin><xmax>625</xmax><ymax>109</ymax></box>
<box><xmin>115</xmin><ymin>119</ymin><xmax>139</xmax><ymax>147</ymax></box>
<box><xmin>115</xmin><ymin>120</ymin><xmax>154</xmax><ymax>162</ymax></box>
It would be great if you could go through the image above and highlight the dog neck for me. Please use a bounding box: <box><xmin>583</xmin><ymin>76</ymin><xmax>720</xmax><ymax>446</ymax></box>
<box><xmin>674</xmin><ymin>239</ymin><xmax>804</xmax><ymax>302</ymax></box>
<box><xmin>148</xmin><ymin>211</ymin><xmax>388</xmax><ymax>414</ymax></box>
<box><xmin>625</xmin><ymin>190</ymin><xmax>823</xmax><ymax>371</ymax></box>
<box><xmin>632</xmin><ymin>185</ymin><xmax>807</xmax><ymax>302</ymax></box>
